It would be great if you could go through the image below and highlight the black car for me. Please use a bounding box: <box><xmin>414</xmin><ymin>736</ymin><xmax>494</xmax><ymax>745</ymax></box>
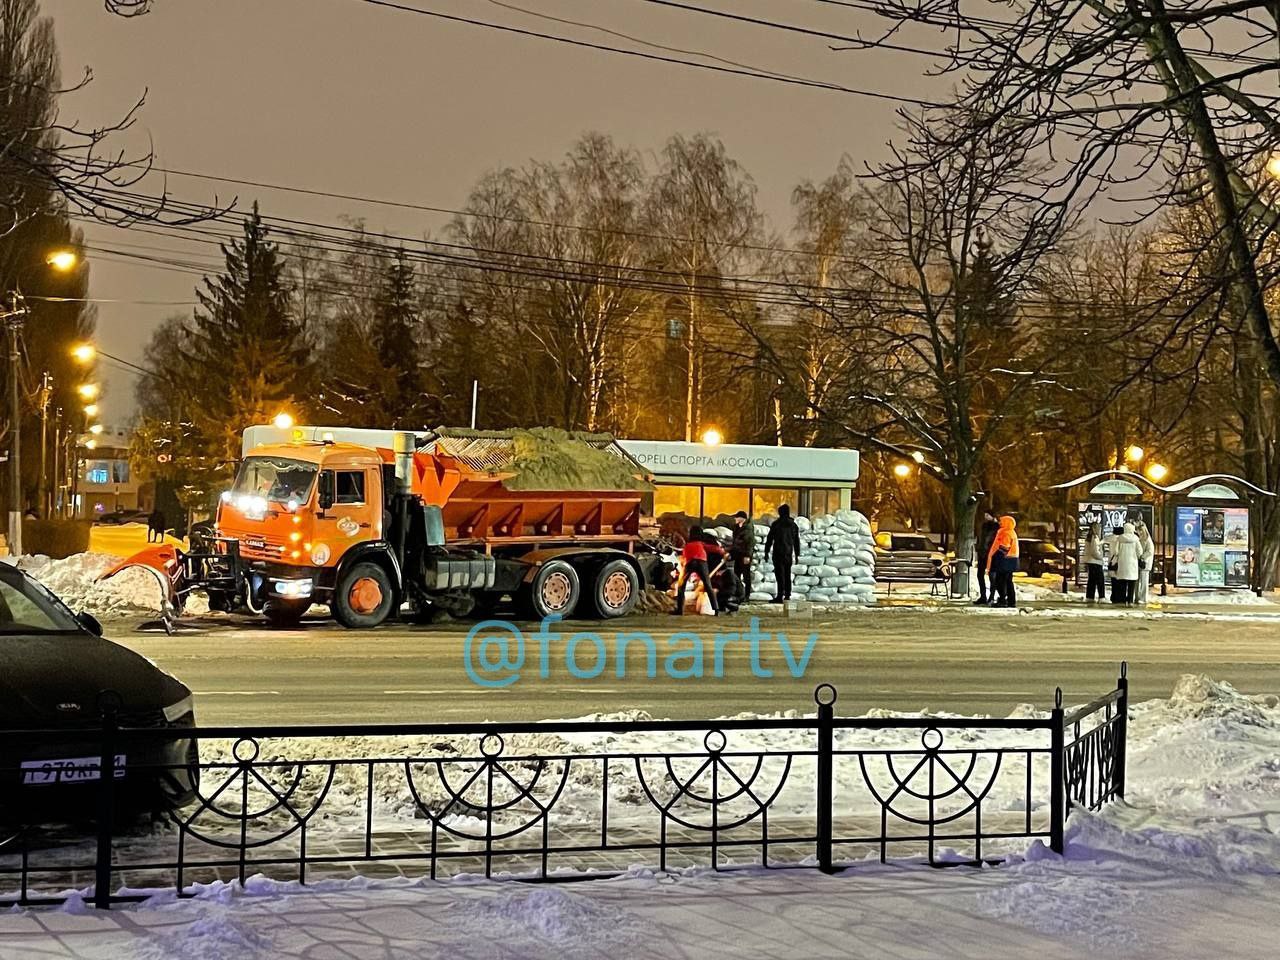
<box><xmin>1018</xmin><ymin>538</ymin><xmax>1075</xmax><ymax>578</ymax></box>
<box><xmin>0</xmin><ymin>562</ymin><xmax>198</xmax><ymax>818</ymax></box>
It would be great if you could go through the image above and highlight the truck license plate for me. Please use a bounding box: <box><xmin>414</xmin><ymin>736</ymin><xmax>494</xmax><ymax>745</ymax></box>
<box><xmin>21</xmin><ymin>755</ymin><xmax>126</xmax><ymax>785</ymax></box>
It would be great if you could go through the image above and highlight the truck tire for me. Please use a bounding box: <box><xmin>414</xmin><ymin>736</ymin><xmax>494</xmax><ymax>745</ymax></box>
<box><xmin>264</xmin><ymin>598</ymin><xmax>309</xmax><ymax>628</ymax></box>
<box><xmin>523</xmin><ymin>560</ymin><xmax>580</xmax><ymax>620</ymax></box>
<box><xmin>589</xmin><ymin>559</ymin><xmax>639</xmax><ymax>618</ymax></box>
<box><xmin>333</xmin><ymin>561</ymin><xmax>396</xmax><ymax>628</ymax></box>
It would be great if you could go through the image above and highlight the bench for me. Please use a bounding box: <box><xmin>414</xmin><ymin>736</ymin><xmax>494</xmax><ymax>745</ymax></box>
<box><xmin>874</xmin><ymin>555</ymin><xmax>950</xmax><ymax>596</ymax></box>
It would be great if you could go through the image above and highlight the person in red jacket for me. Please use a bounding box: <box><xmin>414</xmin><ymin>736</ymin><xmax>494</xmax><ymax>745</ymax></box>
<box><xmin>674</xmin><ymin>526</ymin><xmax>719</xmax><ymax>615</ymax></box>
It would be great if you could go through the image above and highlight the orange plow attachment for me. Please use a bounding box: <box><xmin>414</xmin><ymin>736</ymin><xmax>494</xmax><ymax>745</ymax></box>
<box><xmin>98</xmin><ymin>544</ymin><xmax>188</xmax><ymax>614</ymax></box>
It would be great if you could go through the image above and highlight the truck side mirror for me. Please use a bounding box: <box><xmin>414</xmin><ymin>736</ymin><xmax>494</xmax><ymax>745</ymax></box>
<box><xmin>317</xmin><ymin>471</ymin><xmax>335</xmax><ymax>510</ymax></box>
<box><xmin>423</xmin><ymin>505</ymin><xmax>445</xmax><ymax>546</ymax></box>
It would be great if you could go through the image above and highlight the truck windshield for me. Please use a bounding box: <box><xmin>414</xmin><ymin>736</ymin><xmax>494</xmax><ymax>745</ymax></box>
<box><xmin>232</xmin><ymin>457</ymin><xmax>318</xmax><ymax>504</ymax></box>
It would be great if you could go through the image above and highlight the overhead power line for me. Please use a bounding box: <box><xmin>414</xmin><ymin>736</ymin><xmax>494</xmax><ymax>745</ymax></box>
<box><xmin>348</xmin><ymin>0</ymin><xmax>937</xmax><ymax>106</ymax></box>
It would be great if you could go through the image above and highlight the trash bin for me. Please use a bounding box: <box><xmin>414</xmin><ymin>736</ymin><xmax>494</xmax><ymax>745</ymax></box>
<box><xmin>949</xmin><ymin>558</ymin><xmax>971</xmax><ymax>599</ymax></box>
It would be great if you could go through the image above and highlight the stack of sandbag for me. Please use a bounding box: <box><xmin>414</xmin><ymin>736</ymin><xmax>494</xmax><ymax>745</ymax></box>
<box><xmin>744</xmin><ymin>509</ymin><xmax>876</xmax><ymax>605</ymax></box>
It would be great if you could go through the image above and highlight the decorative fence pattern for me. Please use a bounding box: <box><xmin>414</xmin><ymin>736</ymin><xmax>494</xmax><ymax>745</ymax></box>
<box><xmin>0</xmin><ymin>664</ymin><xmax>1128</xmax><ymax>909</ymax></box>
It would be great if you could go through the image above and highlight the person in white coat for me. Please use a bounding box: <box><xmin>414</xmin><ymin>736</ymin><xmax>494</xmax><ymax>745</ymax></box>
<box><xmin>1134</xmin><ymin>520</ymin><xmax>1155</xmax><ymax>604</ymax></box>
<box><xmin>1111</xmin><ymin>522</ymin><xmax>1142</xmax><ymax>605</ymax></box>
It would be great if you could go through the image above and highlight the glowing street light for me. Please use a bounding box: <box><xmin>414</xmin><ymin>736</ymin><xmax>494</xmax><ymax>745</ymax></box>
<box><xmin>70</xmin><ymin>342</ymin><xmax>95</xmax><ymax>363</ymax></box>
<box><xmin>88</xmin><ymin>423</ymin><xmax>104</xmax><ymax>435</ymax></box>
<box><xmin>273</xmin><ymin>412</ymin><xmax>295</xmax><ymax>431</ymax></box>
<box><xmin>1124</xmin><ymin>444</ymin><xmax>1145</xmax><ymax>463</ymax></box>
<box><xmin>893</xmin><ymin>463</ymin><xmax>912</xmax><ymax>479</ymax></box>
<box><xmin>910</xmin><ymin>450</ymin><xmax>925</xmax><ymax>464</ymax></box>
<box><xmin>1146</xmin><ymin>462</ymin><xmax>1169</xmax><ymax>483</ymax></box>
<box><xmin>1267</xmin><ymin>152</ymin><xmax>1280</xmax><ymax>181</ymax></box>
<box><xmin>700</xmin><ymin>427</ymin><xmax>723</xmax><ymax>446</ymax></box>
<box><xmin>77</xmin><ymin>383</ymin><xmax>99</xmax><ymax>400</ymax></box>
<box><xmin>83</xmin><ymin>403</ymin><xmax>98</xmax><ymax>417</ymax></box>
<box><xmin>46</xmin><ymin>250</ymin><xmax>78</xmax><ymax>272</ymax></box>
<box><xmin>84</xmin><ymin>438</ymin><xmax>97</xmax><ymax>450</ymax></box>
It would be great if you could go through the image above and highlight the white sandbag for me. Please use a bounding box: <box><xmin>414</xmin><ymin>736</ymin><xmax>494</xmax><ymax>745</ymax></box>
<box><xmin>820</xmin><ymin>575</ymin><xmax>853</xmax><ymax>588</ymax></box>
<box><xmin>798</xmin><ymin>554</ymin><xmax>825</xmax><ymax>567</ymax></box>
<box><xmin>712</xmin><ymin>526</ymin><xmax>732</xmax><ymax>541</ymax></box>
<box><xmin>749</xmin><ymin>591</ymin><xmax>773</xmax><ymax>602</ymax></box>
<box><xmin>812</xmin><ymin>564</ymin><xmax>840</xmax><ymax>578</ymax></box>
<box><xmin>793</xmin><ymin>575</ymin><xmax>819</xmax><ymax>588</ymax></box>
<box><xmin>807</xmin><ymin>588</ymin><xmax>834</xmax><ymax>601</ymax></box>
<box><xmin>795</xmin><ymin>516</ymin><xmax>811</xmax><ymax>532</ymax></box>
<box><xmin>792</xmin><ymin>564</ymin><xmax>808</xmax><ymax>576</ymax></box>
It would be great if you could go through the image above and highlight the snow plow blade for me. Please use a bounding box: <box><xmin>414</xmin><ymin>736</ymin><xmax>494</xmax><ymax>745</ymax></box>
<box><xmin>98</xmin><ymin>544</ymin><xmax>187</xmax><ymax>611</ymax></box>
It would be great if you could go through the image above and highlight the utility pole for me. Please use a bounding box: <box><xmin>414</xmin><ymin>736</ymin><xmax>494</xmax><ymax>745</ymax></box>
<box><xmin>51</xmin><ymin>406</ymin><xmax>62</xmax><ymax>518</ymax></box>
<box><xmin>2</xmin><ymin>295</ymin><xmax>28</xmax><ymax>554</ymax></box>
<box><xmin>37</xmin><ymin>371</ymin><xmax>51</xmax><ymax>518</ymax></box>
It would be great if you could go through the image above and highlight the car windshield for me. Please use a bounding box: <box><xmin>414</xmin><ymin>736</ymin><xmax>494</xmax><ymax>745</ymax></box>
<box><xmin>0</xmin><ymin>567</ymin><xmax>84</xmax><ymax>634</ymax></box>
<box><xmin>231</xmin><ymin>457</ymin><xmax>318</xmax><ymax>504</ymax></box>
<box><xmin>893</xmin><ymin>535</ymin><xmax>933</xmax><ymax>551</ymax></box>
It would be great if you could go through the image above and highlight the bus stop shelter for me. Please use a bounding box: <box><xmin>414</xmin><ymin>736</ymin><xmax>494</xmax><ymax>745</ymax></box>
<box><xmin>1049</xmin><ymin>471</ymin><xmax>1274</xmax><ymax>596</ymax></box>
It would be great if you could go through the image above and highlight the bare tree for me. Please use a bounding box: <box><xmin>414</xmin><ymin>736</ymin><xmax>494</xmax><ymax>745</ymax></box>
<box><xmin>847</xmin><ymin>1</ymin><xmax>1280</xmax><ymax>387</ymax></box>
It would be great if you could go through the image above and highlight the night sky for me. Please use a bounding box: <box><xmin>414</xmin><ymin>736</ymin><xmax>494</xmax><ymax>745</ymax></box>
<box><xmin>45</xmin><ymin>0</ymin><xmax>943</xmax><ymax>422</ymax></box>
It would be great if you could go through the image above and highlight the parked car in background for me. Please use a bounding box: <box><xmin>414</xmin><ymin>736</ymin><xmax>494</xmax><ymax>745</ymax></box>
<box><xmin>873</xmin><ymin>531</ymin><xmax>949</xmax><ymax>582</ymax></box>
<box><xmin>0</xmin><ymin>562</ymin><xmax>198</xmax><ymax>820</ymax></box>
<box><xmin>1018</xmin><ymin>538</ymin><xmax>1075</xmax><ymax>579</ymax></box>
<box><xmin>93</xmin><ymin>509</ymin><xmax>149</xmax><ymax>526</ymax></box>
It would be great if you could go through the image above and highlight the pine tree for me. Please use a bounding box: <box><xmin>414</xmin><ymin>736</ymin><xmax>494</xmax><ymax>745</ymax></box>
<box><xmin>366</xmin><ymin>251</ymin><xmax>439</xmax><ymax>428</ymax></box>
<box><xmin>183</xmin><ymin>204</ymin><xmax>311</xmax><ymax>465</ymax></box>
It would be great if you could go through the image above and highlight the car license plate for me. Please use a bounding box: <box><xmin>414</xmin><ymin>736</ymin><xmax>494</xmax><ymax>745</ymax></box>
<box><xmin>21</xmin><ymin>755</ymin><xmax>126</xmax><ymax>786</ymax></box>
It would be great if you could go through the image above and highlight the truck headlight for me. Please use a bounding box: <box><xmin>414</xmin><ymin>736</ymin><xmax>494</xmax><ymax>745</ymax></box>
<box><xmin>274</xmin><ymin>578</ymin><xmax>313</xmax><ymax>598</ymax></box>
<box><xmin>163</xmin><ymin>694</ymin><xmax>194</xmax><ymax>723</ymax></box>
<box><xmin>311</xmin><ymin>543</ymin><xmax>331</xmax><ymax>565</ymax></box>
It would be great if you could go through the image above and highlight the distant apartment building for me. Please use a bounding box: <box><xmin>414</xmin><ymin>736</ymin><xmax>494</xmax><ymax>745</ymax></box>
<box><xmin>75</xmin><ymin>425</ymin><xmax>154</xmax><ymax>518</ymax></box>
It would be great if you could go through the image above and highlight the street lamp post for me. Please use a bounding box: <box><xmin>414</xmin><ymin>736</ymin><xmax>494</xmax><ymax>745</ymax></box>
<box><xmin>2</xmin><ymin>294</ymin><xmax>28</xmax><ymax>553</ymax></box>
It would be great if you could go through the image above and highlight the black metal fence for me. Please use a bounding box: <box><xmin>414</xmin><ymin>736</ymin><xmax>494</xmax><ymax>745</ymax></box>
<box><xmin>0</xmin><ymin>664</ymin><xmax>1129</xmax><ymax>909</ymax></box>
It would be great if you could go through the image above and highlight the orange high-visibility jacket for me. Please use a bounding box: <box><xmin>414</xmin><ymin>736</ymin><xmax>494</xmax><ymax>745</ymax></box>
<box><xmin>987</xmin><ymin>515</ymin><xmax>1019</xmax><ymax>567</ymax></box>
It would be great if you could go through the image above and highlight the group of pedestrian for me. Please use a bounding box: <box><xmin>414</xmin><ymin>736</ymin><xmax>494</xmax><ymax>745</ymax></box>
<box><xmin>673</xmin><ymin>505</ymin><xmax>802</xmax><ymax>615</ymax></box>
<box><xmin>1084</xmin><ymin>520</ymin><xmax>1153</xmax><ymax>605</ymax></box>
<box><xmin>975</xmin><ymin>512</ymin><xmax>1020</xmax><ymax>608</ymax></box>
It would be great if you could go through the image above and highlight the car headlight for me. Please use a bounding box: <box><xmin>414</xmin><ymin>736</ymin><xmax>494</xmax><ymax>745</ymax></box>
<box><xmin>163</xmin><ymin>694</ymin><xmax>194</xmax><ymax>723</ymax></box>
<box><xmin>311</xmin><ymin>543</ymin><xmax>331</xmax><ymax>565</ymax></box>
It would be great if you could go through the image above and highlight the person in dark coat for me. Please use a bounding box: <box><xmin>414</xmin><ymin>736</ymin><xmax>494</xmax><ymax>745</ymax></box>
<box><xmin>147</xmin><ymin>507</ymin><xmax>166</xmax><ymax>543</ymax></box>
<box><xmin>974</xmin><ymin>512</ymin><xmax>999</xmax><ymax>605</ymax></box>
<box><xmin>729</xmin><ymin>511</ymin><xmax>755</xmax><ymax>602</ymax></box>
<box><xmin>764</xmin><ymin>504</ymin><xmax>802</xmax><ymax>603</ymax></box>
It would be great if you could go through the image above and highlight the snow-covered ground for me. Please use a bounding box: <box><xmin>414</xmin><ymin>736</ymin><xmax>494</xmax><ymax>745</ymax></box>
<box><xmin>3</xmin><ymin>676</ymin><xmax>1280</xmax><ymax>957</ymax></box>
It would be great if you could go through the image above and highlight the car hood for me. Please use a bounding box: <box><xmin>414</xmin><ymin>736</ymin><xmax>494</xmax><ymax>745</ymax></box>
<box><xmin>0</xmin><ymin>633</ymin><xmax>190</xmax><ymax>728</ymax></box>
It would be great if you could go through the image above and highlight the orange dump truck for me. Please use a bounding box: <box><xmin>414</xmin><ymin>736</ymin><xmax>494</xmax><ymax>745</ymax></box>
<box><xmin>109</xmin><ymin>426</ymin><xmax>664</xmax><ymax>628</ymax></box>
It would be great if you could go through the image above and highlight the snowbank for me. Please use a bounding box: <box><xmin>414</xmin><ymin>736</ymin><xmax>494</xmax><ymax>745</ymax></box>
<box><xmin>11</xmin><ymin>552</ymin><xmax>167</xmax><ymax>617</ymax></box>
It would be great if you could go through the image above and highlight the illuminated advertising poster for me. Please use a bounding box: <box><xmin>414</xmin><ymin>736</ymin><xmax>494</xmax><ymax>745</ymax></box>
<box><xmin>1075</xmin><ymin>501</ymin><xmax>1154</xmax><ymax>586</ymax></box>
<box><xmin>1175</xmin><ymin>504</ymin><xmax>1249</xmax><ymax>588</ymax></box>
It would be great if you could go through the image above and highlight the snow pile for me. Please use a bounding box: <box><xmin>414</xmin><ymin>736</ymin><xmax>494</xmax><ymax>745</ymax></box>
<box><xmin>739</xmin><ymin>508</ymin><xmax>876</xmax><ymax>605</ymax></box>
<box><xmin>13</xmin><ymin>552</ymin><xmax>167</xmax><ymax>617</ymax></box>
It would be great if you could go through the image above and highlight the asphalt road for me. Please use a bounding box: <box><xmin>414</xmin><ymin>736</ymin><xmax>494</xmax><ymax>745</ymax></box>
<box><xmin>109</xmin><ymin>604</ymin><xmax>1280</xmax><ymax>724</ymax></box>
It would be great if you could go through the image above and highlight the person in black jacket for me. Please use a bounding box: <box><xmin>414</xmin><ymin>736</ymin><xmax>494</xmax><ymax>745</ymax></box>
<box><xmin>974</xmin><ymin>512</ymin><xmax>999</xmax><ymax>605</ymax></box>
<box><xmin>764</xmin><ymin>504</ymin><xmax>802</xmax><ymax>603</ymax></box>
<box><xmin>729</xmin><ymin>511</ymin><xmax>756</xmax><ymax>602</ymax></box>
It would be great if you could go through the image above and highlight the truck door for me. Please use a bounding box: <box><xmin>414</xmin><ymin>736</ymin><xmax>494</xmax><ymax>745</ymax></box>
<box><xmin>315</xmin><ymin>467</ymin><xmax>380</xmax><ymax>560</ymax></box>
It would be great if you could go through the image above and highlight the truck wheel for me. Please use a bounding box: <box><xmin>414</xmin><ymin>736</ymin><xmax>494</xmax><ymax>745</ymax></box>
<box><xmin>334</xmin><ymin>562</ymin><xmax>395</xmax><ymax>628</ymax></box>
<box><xmin>524</xmin><ymin>560</ymin><xmax>580</xmax><ymax>620</ymax></box>
<box><xmin>264</xmin><ymin>598</ymin><xmax>309</xmax><ymax>628</ymax></box>
<box><xmin>590</xmin><ymin>559</ymin><xmax>639</xmax><ymax>618</ymax></box>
